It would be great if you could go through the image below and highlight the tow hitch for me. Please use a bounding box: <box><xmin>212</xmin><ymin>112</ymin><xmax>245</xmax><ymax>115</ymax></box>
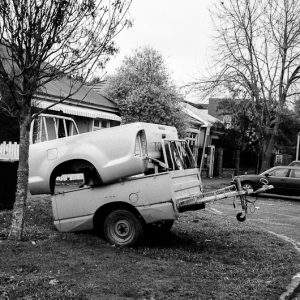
<box><xmin>234</xmin><ymin>177</ymin><xmax>272</xmax><ymax>222</ymax></box>
<box><xmin>176</xmin><ymin>177</ymin><xmax>273</xmax><ymax>222</ymax></box>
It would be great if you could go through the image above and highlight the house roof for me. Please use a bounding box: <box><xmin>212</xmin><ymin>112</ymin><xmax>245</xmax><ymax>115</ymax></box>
<box><xmin>182</xmin><ymin>100</ymin><xmax>208</xmax><ymax>110</ymax></box>
<box><xmin>89</xmin><ymin>81</ymin><xmax>107</xmax><ymax>95</ymax></box>
<box><xmin>36</xmin><ymin>77</ymin><xmax>118</xmax><ymax>113</ymax></box>
<box><xmin>181</xmin><ymin>102</ymin><xmax>221</xmax><ymax>127</ymax></box>
<box><xmin>34</xmin><ymin>100</ymin><xmax>121</xmax><ymax>121</ymax></box>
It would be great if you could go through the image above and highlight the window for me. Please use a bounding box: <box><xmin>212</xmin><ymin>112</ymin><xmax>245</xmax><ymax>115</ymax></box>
<box><xmin>289</xmin><ymin>168</ymin><xmax>300</xmax><ymax>178</ymax></box>
<box><xmin>94</xmin><ymin>120</ymin><xmax>100</xmax><ymax>128</ymax></box>
<box><xmin>93</xmin><ymin>119</ymin><xmax>110</xmax><ymax>131</ymax></box>
<box><xmin>268</xmin><ymin>168</ymin><xmax>289</xmax><ymax>177</ymax></box>
<box><xmin>102</xmin><ymin>120</ymin><xmax>108</xmax><ymax>128</ymax></box>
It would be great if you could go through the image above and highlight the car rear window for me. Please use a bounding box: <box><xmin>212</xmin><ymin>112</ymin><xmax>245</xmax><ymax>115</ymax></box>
<box><xmin>269</xmin><ymin>168</ymin><xmax>289</xmax><ymax>177</ymax></box>
<box><xmin>289</xmin><ymin>168</ymin><xmax>300</xmax><ymax>178</ymax></box>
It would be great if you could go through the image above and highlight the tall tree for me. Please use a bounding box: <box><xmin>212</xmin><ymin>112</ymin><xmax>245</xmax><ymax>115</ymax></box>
<box><xmin>103</xmin><ymin>47</ymin><xmax>187</xmax><ymax>136</ymax></box>
<box><xmin>0</xmin><ymin>0</ymin><xmax>132</xmax><ymax>240</ymax></box>
<box><xmin>192</xmin><ymin>0</ymin><xmax>300</xmax><ymax>171</ymax></box>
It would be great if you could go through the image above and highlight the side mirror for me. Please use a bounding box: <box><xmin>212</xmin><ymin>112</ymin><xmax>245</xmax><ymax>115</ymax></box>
<box><xmin>265</xmin><ymin>173</ymin><xmax>270</xmax><ymax>177</ymax></box>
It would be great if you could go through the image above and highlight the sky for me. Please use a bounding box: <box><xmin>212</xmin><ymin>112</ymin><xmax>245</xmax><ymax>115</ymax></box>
<box><xmin>104</xmin><ymin>0</ymin><xmax>217</xmax><ymax>102</ymax></box>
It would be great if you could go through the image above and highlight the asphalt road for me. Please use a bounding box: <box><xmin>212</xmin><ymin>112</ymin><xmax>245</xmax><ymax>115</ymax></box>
<box><xmin>208</xmin><ymin>195</ymin><xmax>300</xmax><ymax>244</ymax></box>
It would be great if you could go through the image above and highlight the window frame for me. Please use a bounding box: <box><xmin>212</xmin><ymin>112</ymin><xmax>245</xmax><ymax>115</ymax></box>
<box><xmin>92</xmin><ymin>119</ymin><xmax>110</xmax><ymax>131</ymax></box>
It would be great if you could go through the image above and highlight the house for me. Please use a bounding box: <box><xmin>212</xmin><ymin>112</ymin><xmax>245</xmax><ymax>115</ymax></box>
<box><xmin>0</xmin><ymin>77</ymin><xmax>121</xmax><ymax>145</ymax></box>
<box><xmin>33</xmin><ymin>77</ymin><xmax>121</xmax><ymax>135</ymax></box>
<box><xmin>0</xmin><ymin>44</ymin><xmax>121</xmax><ymax>142</ymax></box>
<box><xmin>181</xmin><ymin>101</ymin><xmax>222</xmax><ymax>177</ymax></box>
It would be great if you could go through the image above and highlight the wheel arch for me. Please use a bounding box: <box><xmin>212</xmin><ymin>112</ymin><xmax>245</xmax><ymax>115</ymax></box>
<box><xmin>241</xmin><ymin>180</ymin><xmax>254</xmax><ymax>189</ymax></box>
<box><xmin>49</xmin><ymin>158</ymin><xmax>102</xmax><ymax>193</ymax></box>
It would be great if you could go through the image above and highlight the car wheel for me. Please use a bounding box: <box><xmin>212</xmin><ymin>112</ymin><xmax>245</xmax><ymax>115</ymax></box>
<box><xmin>103</xmin><ymin>209</ymin><xmax>144</xmax><ymax>247</ymax></box>
<box><xmin>241</xmin><ymin>181</ymin><xmax>254</xmax><ymax>191</ymax></box>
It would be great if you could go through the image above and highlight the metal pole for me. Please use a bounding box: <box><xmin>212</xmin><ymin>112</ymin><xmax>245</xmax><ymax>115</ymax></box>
<box><xmin>296</xmin><ymin>132</ymin><xmax>300</xmax><ymax>161</ymax></box>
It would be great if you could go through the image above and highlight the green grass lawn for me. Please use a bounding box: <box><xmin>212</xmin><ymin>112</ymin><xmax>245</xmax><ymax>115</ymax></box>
<box><xmin>0</xmin><ymin>194</ymin><xmax>299</xmax><ymax>299</ymax></box>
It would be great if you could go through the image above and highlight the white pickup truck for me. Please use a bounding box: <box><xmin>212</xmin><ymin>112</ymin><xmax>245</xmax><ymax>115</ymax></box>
<box><xmin>29</xmin><ymin>114</ymin><xmax>267</xmax><ymax>246</ymax></box>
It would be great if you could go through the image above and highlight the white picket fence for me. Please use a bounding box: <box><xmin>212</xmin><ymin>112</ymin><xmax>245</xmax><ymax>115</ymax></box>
<box><xmin>0</xmin><ymin>141</ymin><xmax>19</xmax><ymax>161</ymax></box>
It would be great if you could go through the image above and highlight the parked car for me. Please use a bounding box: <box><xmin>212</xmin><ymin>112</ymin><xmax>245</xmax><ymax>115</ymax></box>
<box><xmin>233</xmin><ymin>166</ymin><xmax>300</xmax><ymax>196</ymax></box>
<box><xmin>289</xmin><ymin>161</ymin><xmax>300</xmax><ymax>166</ymax></box>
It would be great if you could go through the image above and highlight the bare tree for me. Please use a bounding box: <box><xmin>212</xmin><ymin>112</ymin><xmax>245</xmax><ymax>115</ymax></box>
<box><xmin>0</xmin><ymin>0</ymin><xmax>132</xmax><ymax>240</ymax></box>
<box><xmin>192</xmin><ymin>0</ymin><xmax>300</xmax><ymax>171</ymax></box>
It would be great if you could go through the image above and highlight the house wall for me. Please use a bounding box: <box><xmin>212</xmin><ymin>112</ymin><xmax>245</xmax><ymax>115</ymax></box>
<box><xmin>208</xmin><ymin>98</ymin><xmax>220</xmax><ymax>119</ymax></box>
<box><xmin>74</xmin><ymin>116</ymin><xmax>121</xmax><ymax>134</ymax></box>
<box><xmin>73</xmin><ymin>116</ymin><xmax>91</xmax><ymax>133</ymax></box>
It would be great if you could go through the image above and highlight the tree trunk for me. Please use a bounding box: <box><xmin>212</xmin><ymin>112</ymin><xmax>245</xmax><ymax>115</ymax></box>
<box><xmin>260</xmin><ymin>135</ymin><xmax>275</xmax><ymax>172</ymax></box>
<box><xmin>234</xmin><ymin>149</ymin><xmax>241</xmax><ymax>176</ymax></box>
<box><xmin>8</xmin><ymin>109</ymin><xmax>31</xmax><ymax>240</ymax></box>
<box><xmin>216</xmin><ymin>147</ymin><xmax>223</xmax><ymax>177</ymax></box>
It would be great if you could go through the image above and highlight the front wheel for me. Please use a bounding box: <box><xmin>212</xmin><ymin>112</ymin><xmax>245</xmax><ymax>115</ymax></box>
<box><xmin>103</xmin><ymin>209</ymin><xmax>144</xmax><ymax>247</ymax></box>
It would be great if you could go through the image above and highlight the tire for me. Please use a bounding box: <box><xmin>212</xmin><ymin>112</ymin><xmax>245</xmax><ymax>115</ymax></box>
<box><xmin>103</xmin><ymin>209</ymin><xmax>144</xmax><ymax>247</ymax></box>
<box><xmin>241</xmin><ymin>181</ymin><xmax>254</xmax><ymax>191</ymax></box>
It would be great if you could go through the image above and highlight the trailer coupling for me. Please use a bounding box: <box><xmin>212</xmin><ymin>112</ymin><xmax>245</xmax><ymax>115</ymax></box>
<box><xmin>176</xmin><ymin>177</ymin><xmax>273</xmax><ymax>222</ymax></box>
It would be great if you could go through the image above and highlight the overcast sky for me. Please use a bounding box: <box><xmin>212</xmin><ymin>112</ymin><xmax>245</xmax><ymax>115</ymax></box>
<box><xmin>104</xmin><ymin>0</ymin><xmax>217</xmax><ymax>101</ymax></box>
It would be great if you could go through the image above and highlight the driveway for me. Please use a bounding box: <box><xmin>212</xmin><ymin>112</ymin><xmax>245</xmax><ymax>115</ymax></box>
<box><xmin>207</xmin><ymin>195</ymin><xmax>300</xmax><ymax>243</ymax></box>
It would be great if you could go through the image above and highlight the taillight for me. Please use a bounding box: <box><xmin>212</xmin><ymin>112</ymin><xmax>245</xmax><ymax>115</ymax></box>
<box><xmin>135</xmin><ymin>130</ymin><xmax>147</xmax><ymax>157</ymax></box>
